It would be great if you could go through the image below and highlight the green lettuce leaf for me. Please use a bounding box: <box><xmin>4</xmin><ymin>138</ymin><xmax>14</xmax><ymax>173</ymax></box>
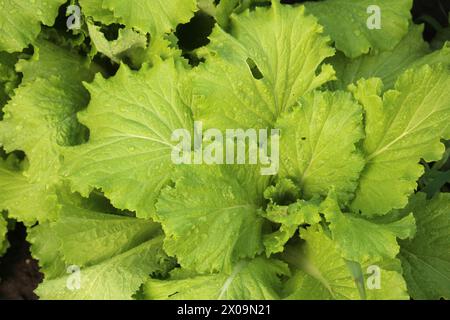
<box><xmin>31</xmin><ymin>192</ymin><xmax>175</xmax><ymax>300</ymax></box>
<box><xmin>191</xmin><ymin>2</ymin><xmax>335</xmax><ymax>130</ymax></box>
<box><xmin>86</xmin><ymin>21</ymin><xmax>180</xmax><ymax>68</ymax></box>
<box><xmin>350</xmin><ymin>64</ymin><xmax>450</xmax><ymax>216</ymax></box>
<box><xmin>0</xmin><ymin>77</ymin><xmax>89</xmax><ymax>181</ymax></box>
<box><xmin>63</xmin><ymin>58</ymin><xmax>194</xmax><ymax>219</ymax></box>
<box><xmin>329</xmin><ymin>25</ymin><xmax>429</xmax><ymax>90</ymax></box>
<box><xmin>0</xmin><ymin>213</ymin><xmax>8</xmax><ymax>256</ymax></box>
<box><xmin>0</xmin><ymin>0</ymin><xmax>66</xmax><ymax>52</ymax></box>
<box><xmin>16</xmin><ymin>38</ymin><xmax>98</xmax><ymax>85</ymax></box>
<box><xmin>212</xmin><ymin>0</ymin><xmax>269</xmax><ymax>29</ymax></box>
<box><xmin>305</xmin><ymin>0</ymin><xmax>412</xmax><ymax>58</ymax></box>
<box><xmin>276</xmin><ymin>90</ymin><xmax>364</xmax><ymax>205</ymax></box>
<box><xmin>80</xmin><ymin>0</ymin><xmax>117</xmax><ymax>25</ymax></box>
<box><xmin>283</xmin><ymin>227</ymin><xmax>409</xmax><ymax>300</ymax></box>
<box><xmin>87</xmin><ymin>21</ymin><xmax>147</xmax><ymax>64</ymax></box>
<box><xmin>0</xmin><ymin>75</ymin><xmax>89</xmax><ymax>223</ymax></box>
<box><xmin>155</xmin><ymin>164</ymin><xmax>270</xmax><ymax>273</ymax></box>
<box><xmin>28</xmin><ymin>219</ymin><xmax>66</xmax><ymax>279</ymax></box>
<box><xmin>126</xmin><ymin>36</ymin><xmax>181</xmax><ymax>67</ymax></box>
<box><xmin>420</xmin><ymin>143</ymin><xmax>450</xmax><ymax>198</ymax></box>
<box><xmin>399</xmin><ymin>192</ymin><xmax>450</xmax><ymax>300</ymax></box>
<box><xmin>0</xmin><ymin>156</ymin><xmax>58</xmax><ymax>224</ymax></box>
<box><xmin>144</xmin><ymin>258</ymin><xmax>289</xmax><ymax>300</ymax></box>
<box><xmin>262</xmin><ymin>198</ymin><xmax>321</xmax><ymax>256</ymax></box>
<box><xmin>0</xmin><ymin>39</ymin><xmax>98</xmax><ymax>223</ymax></box>
<box><xmin>321</xmin><ymin>192</ymin><xmax>416</xmax><ymax>262</ymax></box>
<box><xmin>330</xmin><ymin>25</ymin><xmax>450</xmax><ymax>91</ymax></box>
<box><xmin>102</xmin><ymin>0</ymin><xmax>197</xmax><ymax>36</ymax></box>
<box><xmin>0</xmin><ymin>52</ymin><xmax>20</xmax><ymax>112</ymax></box>
<box><xmin>0</xmin><ymin>0</ymin><xmax>448</xmax><ymax>301</ymax></box>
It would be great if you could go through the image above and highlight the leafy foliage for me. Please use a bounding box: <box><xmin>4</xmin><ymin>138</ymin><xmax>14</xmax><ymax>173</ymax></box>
<box><xmin>0</xmin><ymin>0</ymin><xmax>449</xmax><ymax>300</ymax></box>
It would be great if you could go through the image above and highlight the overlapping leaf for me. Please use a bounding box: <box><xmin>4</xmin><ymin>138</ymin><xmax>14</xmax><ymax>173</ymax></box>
<box><xmin>63</xmin><ymin>58</ymin><xmax>194</xmax><ymax>219</ymax></box>
<box><xmin>191</xmin><ymin>2</ymin><xmax>335</xmax><ymax>130</ymax></box>
<box><xmin>330</xmin><ymin>25</ymin><xmax>450</xmax><ymax>90</ymax></box>
<box><xmin>305</xmin><ymin>0</ymin><xmax>412</xmax><ymax>58</ymax></box>
<box><xmin>0</xmin><ymin>0</ymin><xmax>448</xmax><ymax>301</ymax></box>
<box><xmin>0</xmin><ymin>39</ymin><xmax>98</xmax><ymax>223</ymax></box>
<box><xmin>0</xmin><ymin>52</ymin><xmax>19</xmax><ymax>112</ymax></box>
<box><xmin>86</xmin><ymin>21</ymin><xmax>180</xmax><ymax>68</ymax></box>
<box><xmin>80</xmin><ymin>0</ymin><xmax>117</xmax><ymax>25</ymax></box>
<box><xmin>16</xmin><ymin>38</ymin><xmax>98</xmax><ymax>85</ymax></box>
<box><xmin>276</xmin><ymin>90</ymin><xmax>364</xmax><ymax>205</ymax></box>
<box><xmin>211</xmin><ymin>0</ymin><xmax>268</xmax><ymax>29</ymax></box>
<box><xmin>283</xmin><ymin>227</ymin><xmax>409</xmax><ymax>300</ymax></box>
<box><xmin>350</xmin><ymin>64</ymin><xmax>450</xmax><ymax>216</ymax></box>
<box><xmin>0</xmin><ymin>0</ymin><xmax>66</xmax><ymax>52</ymax></box>
<box><xmin>399</xmin><ymin>193</ymin><xmax>450</xmax><ymax>300</ymax></box>
<box><xmin>262</xmin><ymin>198</ymin><xmax>321</xmax><ymax>256</ymax></box>
<box><xmin>0</xmin><ymin>156</ymin><xmax>58</xmax><ymax>224</ymax></box>
<box><xmin>30</xmin><ymin>192</ymin><xmax>174</xmax><ymax>300</ymax></box>
<box><xmin>102</xmin><ymin>0</ymin><xmax>197</xmax><ymax>36</ymax></box>
<box><xmin>87</xmin><ymin>21</ymin><xmax>147</xmax><ymax>63</ymax></box>
<box><xmin>321</xmin><ymin>192</ymin><xmax>415</xmax><ymax>262</ymax></box>
<box><xmin>155</xmin><ymin>164</ymin><xmax>270</xmax><ymax>273</ymax></box>
<box><xmin>144</xmin><ymin>258</ymin><xmax>289</xmax><ymax>300</ymax></box>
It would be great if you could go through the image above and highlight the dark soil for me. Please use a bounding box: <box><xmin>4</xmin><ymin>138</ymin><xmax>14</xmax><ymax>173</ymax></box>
<box><xmin>0</xmin><ymin>223</ymin><xmax>42</xmax><ymax>300</ymax></box>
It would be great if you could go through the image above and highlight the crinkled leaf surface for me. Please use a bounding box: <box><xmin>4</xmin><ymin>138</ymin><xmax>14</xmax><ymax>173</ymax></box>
<box><xmin>80</xmin><ymin>0</ymin><xmax>117</xmax><ymax>25</ymax></box>
<box><xmin>411</xmin><ymin>42</ymin><xmax>450</xmax><ymax>71</ymax></box>
<box><xmin>28</xmin><ymin>220</ymin><xmax>66</xmax><ymax>279</ymax></box>
<box><xmin>330</xmin><ymin>25</ymin><xmax>450</xmax><ymax>91</ymax></box>
<box><xmin>47</xmin><ymin>193</ymin><xmax>164</xmax><ymax>267</ymax></box>
<box><xmin>399</xmin><ymin>193</ymin><xmax>450</xmax><ymax>300</ymax></box>
<box><xmin>262</xmin><ymin>199</ymin><xmax>321</xmax><ymax>256</ymax></box>
<box><xmin>213</xmin><ymin>0</ymin><xmax>268</xmax><ymax>29</ymax></box>
<box><xmin>155</xmin><ymin>165</ymin><xmax>270</xmax><ymax>273</ymax></box>
<box><xmin>0</xmin><ymin>0</ymin><xmax>66</xmax><ymax>52</ymax></box>
<box><xmin>350</xmin><ymin>65</ymin><xmax>450</xmax><ymax>216</ymax></box>
<box><xmin>32</xmin><ymin>193</ymin><xmax>174</xmax><ymax>300</ymax></box>
<box><xmin>329</xmin><ymin>25</ymin><xmax>430</xmax><ymax>90</ymax></box>
<box><xmin>0</xmin><ymin>0</ymin><xmax>448</xmax><ymax>301</ymax></box>
<box><xmin>16</xmin><ymin>38</ymin><xmax>98</xmax><ymax>86</ymax></box>
<box><xmin>0</xmin><ymin>52</ymin><xmax>19</xmax><ymax>111</ymax></box>
<box><xmin>144</xmin><ymin>258</ymin><xmax>289</xmax><ymax>300</ymax></box>
<box><xmin>87</xmin><ymin>21</ymin><xmax>147</xmax><ymax>64</ymax></box>
<box><xmin>86</xmin><ymin>22</ymin><xmax>177</xmax><ymax>69</ymax></box>
<box><xmin>0</xmin><ymin>39</ymin><xmax>98</xmax><ymax>223</ymax></box>
<box><xmin>102</xmin><ymin>0</ymin><xmax>197</xmax><ymax>36</ymax></box>
<box><xmin>305</xmin><ymin>0</ymin><xmax>412</xmax><ymax>58</ymax></box>
<box><xmin>276</xmin><ymin>90</ymin><xmax>364</xmax><ymax>204</ymax></box>
<box><xmin>283</xmin><ymin>228</ymin><xmax>409</xmax><ymax>300</ymax></box>
<box><xmin>0</xmin><ymin>77</ymin><xmax>89</xmax><ymax>181</ymax></box>
<box><xmin>63</xmin><ymin>59</ymin><xmax>194</xmax><ymax>219</ymax></box>
<box><xmin>191</xmin><ymin>2</ymin><xmax>335</xmax><ymax>130</ymax></box>
<box><xmin>2</xmin><ymin>38</ymin><xmax>97</xmax><ymax>169</ymax></box>
<box><xmin>0</xmin><ymin>156</ymin><xmax>58</xmax><ymax>224</ymax></box>
<box><xmin>127</xmin><ymin>36</ymin><xmax>180</xmax><ymax>67</ymax></box>
<box><xmin>321</xmin><ymin>192</ymin><xmax>415</xmax><ymax>262</ymax></box>
<box><xmin>36</xmin><ymin>236</ymin><xmax>171</xmax><ymax>300</ymax></box>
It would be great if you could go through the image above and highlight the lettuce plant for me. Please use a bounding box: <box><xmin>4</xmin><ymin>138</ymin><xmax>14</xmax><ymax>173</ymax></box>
<box><xmin>0</xmin><ymin>0</ymin><xmax>449</xmax><ymax>300</ymax></box>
